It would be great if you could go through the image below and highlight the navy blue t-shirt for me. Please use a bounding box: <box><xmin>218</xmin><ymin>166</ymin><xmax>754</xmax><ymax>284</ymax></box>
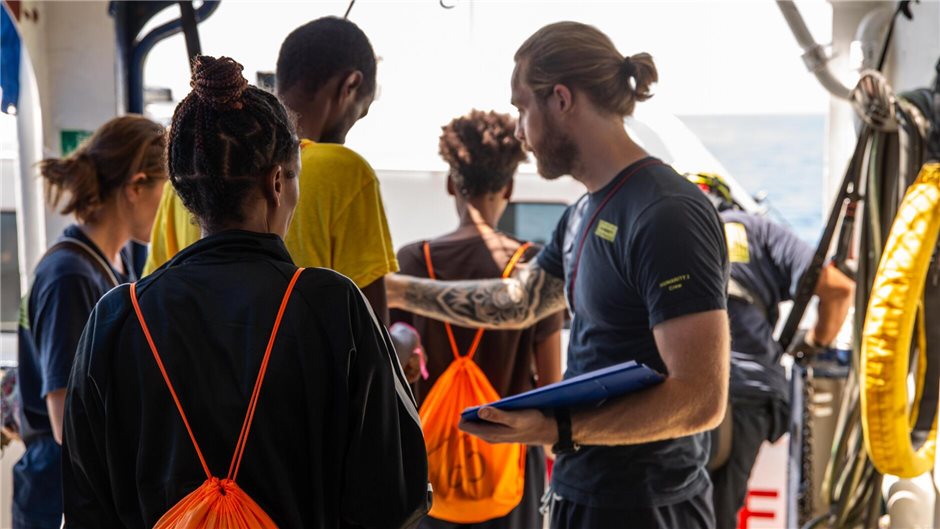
<box><xmin>17</xmin><ymin>226</ymin><xmax>129</xmax><ymax>442</ymax></box>
<box><xmin>721</xmin><ymin>210</ymin><xmax>813</xmax><ymax>403</ymax></box>
<box><xmin>537</xmin><ymin>158</ymin><xmax>729</xmax><ymax>508</ymax></box>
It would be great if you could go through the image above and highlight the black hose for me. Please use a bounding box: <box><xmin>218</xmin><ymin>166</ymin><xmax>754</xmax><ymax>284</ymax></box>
<box><xmin>929</xmin><ymin>57</ymin><xmax>940</xmax><ymax>162</ymax></box>
<box><xmin>779</xmin><ymin>126</ymin><xmax>872</xmax><ymax>351</ymax></box>
<box><xmin>876</xmin><ymin>1</ymin><xmax>914</xmax><ymax>73</ymax></box>
<box><xmin>800</xmin><ymin>512</ymin><xmax>832</xmax><ymax>529</ymax></box>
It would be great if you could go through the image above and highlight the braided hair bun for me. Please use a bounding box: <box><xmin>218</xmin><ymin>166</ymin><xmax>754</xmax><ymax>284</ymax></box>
<box><xmin>191</xmin><ymin>56</ymin><xmax>248</xmax><ymax>111</ymax></box>
<box><xmin>169</xmin><ymin>54</ymin><xmax>298</xmax><ymax>232</ymax></box>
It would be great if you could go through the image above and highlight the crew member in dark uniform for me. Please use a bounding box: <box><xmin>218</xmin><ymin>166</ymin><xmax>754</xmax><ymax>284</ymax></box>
<box><xmin>388</xmin><ymin>23</ymin><xmax>731</xmax><ymax>529</ymax></box>
<box><xmin>686</xmin><ymin>173</ymin><xmax>855</xmax><ymax>529</ymax></box>
<box><xmin>16</xmin><ymin>115</ymin><xmax>166</xmax><ymax>529</ymax></box>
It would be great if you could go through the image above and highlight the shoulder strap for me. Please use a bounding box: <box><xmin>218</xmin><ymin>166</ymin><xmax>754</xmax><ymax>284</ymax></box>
<box><xmin>503</xmin><ymin>242</ymin><xmax>533</xmax><ymax>277</ymax></box>
<box><xmin>129</xmin><ymin>268</ymin><xmax>305</xmax><ymax>482</ymax></box>
<box><xmin>568</xmin><ymin>159</ymin><xmax>662</xmax><ymax>312</ymax></box>
<box><xmin>227</xmin><ymin>267</ymin><xmax>304</xmax><ymax>481</ymax></box>
<box><xmin>423</xmin><ymin>242</ymin><xmax>532</xmax><ymax>361</ymax></box>
<box><xmin>129</xmin><ymin>281</ymin><xmax>212</xmax><ymax>480</ymax></box>
<box><xmin>44</xmin><ymin>237</ymin><xmax>120</xmax><ymax>288</ymax></box>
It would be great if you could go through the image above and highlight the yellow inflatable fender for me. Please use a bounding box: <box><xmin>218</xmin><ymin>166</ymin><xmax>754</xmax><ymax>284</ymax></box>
<box><xmin>861</xmin><ymin>162</ymin><xmax>940</xmax><ymax>478</ymax></box>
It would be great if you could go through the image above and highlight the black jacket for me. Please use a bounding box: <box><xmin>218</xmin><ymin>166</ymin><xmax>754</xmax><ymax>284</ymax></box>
<box><xmin>62</xmin><ymin>230</ymin><xmax>429</xmax><ymax>528</ymax></box>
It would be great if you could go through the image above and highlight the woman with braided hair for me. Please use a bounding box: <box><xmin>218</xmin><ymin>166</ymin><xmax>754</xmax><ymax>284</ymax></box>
<box><xmin>61</xmin><ymin>56</ymin><xmax>429</xmax><ymax>529</ymax></box>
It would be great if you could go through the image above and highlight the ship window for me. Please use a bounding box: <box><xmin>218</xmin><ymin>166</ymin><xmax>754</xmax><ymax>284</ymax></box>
<box><xmin>497</xmin><ymin>202</ymin><xmax>567</xmax><ymax>246</ymax></box>
<box><xmin>1</xmin><ymin>211</ymin><xmax>20</xmax><ymax>332</ymax></box>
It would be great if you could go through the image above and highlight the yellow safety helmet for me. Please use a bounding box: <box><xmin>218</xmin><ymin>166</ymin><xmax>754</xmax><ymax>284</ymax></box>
<box><xmin>685</xmin><ymin>172</ymin><xmax>736</xmax><ymax>211</ymax></box>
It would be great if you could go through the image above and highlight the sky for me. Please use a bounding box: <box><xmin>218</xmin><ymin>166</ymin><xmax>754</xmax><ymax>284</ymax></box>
<box><xmin>142</xmin><ymin>0</ymin><xmax>835</xmax><ymax>169</ymax></box>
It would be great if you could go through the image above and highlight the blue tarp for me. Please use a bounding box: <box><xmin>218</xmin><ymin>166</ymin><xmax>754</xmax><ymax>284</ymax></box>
<box><xmin>1</xmin><ymin>3</ymin><xmax>21</xmax><ymax>114</ymax></box>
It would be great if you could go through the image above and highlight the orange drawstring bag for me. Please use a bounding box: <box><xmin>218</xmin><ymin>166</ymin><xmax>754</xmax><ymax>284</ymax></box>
<box><xmin>129</xmin><ymin>268</ymin><xmax>305</xmax><ymax>529</ymax></box>
<box><xmin>419</xmin><ymin>243</ymin><xmax>529</xmax><ymax>524</ymax></box>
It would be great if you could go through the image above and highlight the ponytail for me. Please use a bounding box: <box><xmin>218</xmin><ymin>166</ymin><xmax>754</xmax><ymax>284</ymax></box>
<box><xmin>624</xmin><ymin>53</ymin><xmax>659</xmax><ymax>111</ymax></box>
<box><xmin>39</xmin><ymin>153</ymin><xmax>103</xmax><ymax>222</ymax></box>
<box><xmin>515</xmin><ymin>22</ymin><xmax>658</xmax><ymax>118</ymax></box>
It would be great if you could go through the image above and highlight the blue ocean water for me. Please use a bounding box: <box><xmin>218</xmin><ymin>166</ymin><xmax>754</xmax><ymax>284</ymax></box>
<box><xmin>680</xmin><ymin>114</ymin><xmax>825</xmax><ymax>244</ymax></box>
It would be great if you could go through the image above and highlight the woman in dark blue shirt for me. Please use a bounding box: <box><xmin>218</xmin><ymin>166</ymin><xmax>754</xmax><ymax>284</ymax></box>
<box><xmin>16</xmin><ymin>115</ymin><xmax>167</xmax><ymax>529</ymax></box>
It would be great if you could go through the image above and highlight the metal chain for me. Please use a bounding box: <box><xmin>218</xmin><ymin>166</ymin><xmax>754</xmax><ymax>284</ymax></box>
<box><xmin>799</xmin><ymin>365</ymin><xmax>816</xmax><ymax>525</ymax></box>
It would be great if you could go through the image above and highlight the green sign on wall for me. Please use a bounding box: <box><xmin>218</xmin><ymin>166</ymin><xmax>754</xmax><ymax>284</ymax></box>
<box><xmin>60</xmin><ymin>129</ymin><xmax>92</xmax><ymax>155</ymax></box>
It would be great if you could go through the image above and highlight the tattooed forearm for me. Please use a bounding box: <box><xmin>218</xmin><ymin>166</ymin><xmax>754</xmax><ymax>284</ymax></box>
<box><xmin>396</xmin><ymin>263</ymin><xmax>567</xmax><ymax>330</ymax></box>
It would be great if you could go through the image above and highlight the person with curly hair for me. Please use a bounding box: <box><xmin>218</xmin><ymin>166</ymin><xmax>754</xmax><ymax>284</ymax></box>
<box><xmin>61</xmin><ymin>56</ymin><xmax>429</xmax><ymax>529</ymax></box>
<box><xmin>391</xmin><ymin>109</ymin><xmax>564</xmax><ymax>529</ymax></box>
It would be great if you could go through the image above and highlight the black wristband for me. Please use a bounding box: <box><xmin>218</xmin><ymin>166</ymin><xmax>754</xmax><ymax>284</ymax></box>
<box><xmin>552</xmin><ymin>407</ymin><xmax>579</xmax><ymax>455</ymax></box>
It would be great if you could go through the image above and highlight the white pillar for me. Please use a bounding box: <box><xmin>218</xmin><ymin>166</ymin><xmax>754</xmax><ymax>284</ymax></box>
<box><xmin>13</xmin><ymin>1</ymin><xmax>120</xmax><ymax>280</ymax></box>
<box><xmin>824</xmin><ymin>1</ymin><xmax>887</xmax><ymax>206</ymax></box>
<box><xmin>886</xmin><ymin>0</ymin><xmax>940</xmax><ymax>93</ymax></box>
<box><xmin>14</xmin><ymin>53</ymin><xmax>47</xmax><ymax>290</ymax></box>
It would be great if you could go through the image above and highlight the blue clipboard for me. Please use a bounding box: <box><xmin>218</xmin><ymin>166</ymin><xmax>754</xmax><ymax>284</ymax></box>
<box><xmin>461</xmin><ymin>360</ymin><xmax>664</xmax><ymax>422</ymax></box>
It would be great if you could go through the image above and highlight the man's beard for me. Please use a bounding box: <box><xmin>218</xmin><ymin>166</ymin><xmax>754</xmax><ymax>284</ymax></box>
<box><xmin>533</xmin><ymin>118</ymin><xmax>578</xmax><ymax>180</ymax></box>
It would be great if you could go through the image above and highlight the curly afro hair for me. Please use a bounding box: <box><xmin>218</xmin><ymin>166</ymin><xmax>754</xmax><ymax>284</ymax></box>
<box><xmin>438</xmin><ymin>109</ymin><xmax>527</xmax><ymax>198</ymax></box>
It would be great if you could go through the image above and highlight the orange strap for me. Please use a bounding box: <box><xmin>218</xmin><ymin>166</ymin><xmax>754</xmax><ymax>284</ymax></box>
<box><xmin>422</xmin><ymin>242</ymin><xmax>532</xmax><ymax>361</ymax></box>
<box><xmin>129</xmin><ymin>268</ymin><xmax>305</xmax><ymax>481</ymax></box>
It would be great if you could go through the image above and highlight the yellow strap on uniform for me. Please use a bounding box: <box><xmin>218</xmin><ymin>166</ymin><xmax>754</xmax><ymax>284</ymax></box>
<box><xmin>861</xmin><ymin>162</ymin><xmax>940</xmax><ymax>478</ymax></box>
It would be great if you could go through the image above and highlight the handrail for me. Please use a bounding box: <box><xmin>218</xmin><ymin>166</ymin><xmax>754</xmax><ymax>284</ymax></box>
<box><xmin>776</xmin><ymin>0</ymin><xmax>853</xmax><ymax>100</ymax></box>
<box><xmin>127</xmin><ymin>1</ymin><xmax>221</xmax><ymax>113</ymax></box>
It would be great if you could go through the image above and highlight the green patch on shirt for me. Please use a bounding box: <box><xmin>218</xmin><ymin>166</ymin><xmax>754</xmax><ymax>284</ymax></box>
<box><xmin>595</xmin><ymin>220</ymin><xmax>618</xmax><ymax>242</ymax></box>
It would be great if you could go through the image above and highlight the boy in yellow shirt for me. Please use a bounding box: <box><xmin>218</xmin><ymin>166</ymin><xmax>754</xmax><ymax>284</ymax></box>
<box><xmin>146</xmin><ymin>18</ymin><xmax>418</xmax><ymax>376</ymax></box>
